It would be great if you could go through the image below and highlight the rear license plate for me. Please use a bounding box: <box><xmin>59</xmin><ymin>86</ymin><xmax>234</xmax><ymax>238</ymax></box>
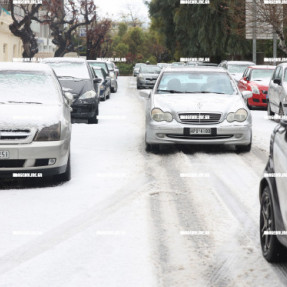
<box><xmin>190</xmin><ymin>128</ymin><xmax>211</xmax><ymax>135</ymax></box>
<box><xmin>0</xmin><ymin>151</ymin><xmax>10</xmax><ymax>159</ymax></box>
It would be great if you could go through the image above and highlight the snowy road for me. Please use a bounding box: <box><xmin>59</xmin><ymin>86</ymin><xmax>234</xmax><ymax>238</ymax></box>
<box><xmin>0</xmin><ymin>76</ymin><xmax>286</xmax><ymax>287</ymax></box>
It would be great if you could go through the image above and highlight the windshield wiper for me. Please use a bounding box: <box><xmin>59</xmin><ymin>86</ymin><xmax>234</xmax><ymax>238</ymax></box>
<box><xmin>157</xmin><ymin>89</ymin><xmax>184</xmax><ymax>93</ymax></box>
<box><xmin>8</xmin><ymin>101</ymin><xmax>42</xmax><ymax>104</ymax></box>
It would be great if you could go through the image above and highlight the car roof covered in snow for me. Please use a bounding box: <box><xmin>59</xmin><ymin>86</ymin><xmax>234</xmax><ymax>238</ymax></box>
<box><xmin>0</xmin><ymin>62</ymin><xmax>55</xmax><ymax>73</ymax></box>
<box><xmin>248</xmin><ymin>65</ymin><xmax>276</xmax><ymax>69</ymax></box>
<box><xmin>42</xmin><ymin>58</ymin><xmax>86</xmax><ymax>63</ymax></box>
<box><xmin>225</xmin><ymin>61</ymin><xmax>255</xmax><ymax>65</ymax></box>
<box><xmin>164</xmin><ymin>66</ymin><xmax>227</xmax><ymax>73</ymax></box>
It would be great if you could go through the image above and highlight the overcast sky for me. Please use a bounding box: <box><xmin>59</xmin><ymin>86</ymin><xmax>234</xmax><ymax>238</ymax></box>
<box><xmin>94</xmin><ymin>0</ymin><xmax>150</xmax><ymax>25</ymax></box>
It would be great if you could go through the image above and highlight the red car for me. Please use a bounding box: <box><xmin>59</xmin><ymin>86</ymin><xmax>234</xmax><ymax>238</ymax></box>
<box><xmin>237</xmin><ymin>65</ymin><xmax>275</xmax><ymax>109</ymax></box>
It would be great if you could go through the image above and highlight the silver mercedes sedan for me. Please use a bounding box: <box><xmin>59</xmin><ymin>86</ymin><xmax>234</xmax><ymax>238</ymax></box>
<box><xmin>141</xmin><ymin>66</ymin><xmax>253</xmax><ymax>152</ymax></box>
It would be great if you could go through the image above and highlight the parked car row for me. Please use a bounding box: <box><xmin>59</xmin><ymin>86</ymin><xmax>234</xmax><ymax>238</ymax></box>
<box><xmin>0</xmin><ymin>58</ymin><xmax>119</xmax><ymax>182</ymax></box>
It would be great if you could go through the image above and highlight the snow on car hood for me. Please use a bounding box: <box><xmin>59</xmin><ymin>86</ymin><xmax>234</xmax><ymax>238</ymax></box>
<box><xmin>0</xmin><ymin>103</ymin><xmax>62</xmax><ymax>129</ymax></box>
<box><xmin>153</xmin><ymin>93</ymin><xmax>245</xmax><ymax>114</ymax></box>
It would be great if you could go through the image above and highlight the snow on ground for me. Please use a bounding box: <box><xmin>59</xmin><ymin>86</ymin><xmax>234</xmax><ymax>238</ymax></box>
<box><xmin>0</xmin><ymin>77</ymin><xmax>156</xmax><ymax>287</ymax></box>
<box><xmin>0</xmin><ymin>77</ymin><xmax>286</xmax><ymax>287</ymax></box>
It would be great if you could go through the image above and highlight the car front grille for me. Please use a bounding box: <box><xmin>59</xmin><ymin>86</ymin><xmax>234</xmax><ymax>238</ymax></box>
<box><xmin>178</xmin><ymin>113</ymin><xmax>222</xmax><ymax>124</ymax></box>
<box><xmin>0</xmin><ymin>129</ymin><xmax>31</xmax><ymax>141</ymax></box>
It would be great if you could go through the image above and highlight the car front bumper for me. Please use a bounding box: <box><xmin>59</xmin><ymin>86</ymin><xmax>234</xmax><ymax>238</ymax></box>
<box><xmin>71</xmin><ymin>98</ymin><xmax>98</xmax><ymax>119</ymax></box>
<box><xmin>146</xmin><ymin>120</ymin><xmax>252</xmax><ymax>145</ymax></box>
<box><xmin>0</xmin><ymin>140</ymin><xmax>70</xmax><ymax>178</ymax></box>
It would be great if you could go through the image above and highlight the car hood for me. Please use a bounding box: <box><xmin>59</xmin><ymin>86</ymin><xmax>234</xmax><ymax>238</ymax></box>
<box><xmin>0</xmin><ymin>103</ymin><xmax>62</xmax><ymax>129</ymax></box>
<box><xmin>59</xmin><ymin>79</ymin><xmax>93</xmax><ymax>99</ymax></box>
<box><xmin>250</xmin><ymin>79</ymin><xmax>270</xmax><ymax>88</ymax></box>
<box><xmin>140</xmin><ymin>73</ymin><xmax>160</xmax><ymax>79</ymax></box>
<box><xmin>153</xmin><ymin>93</ymin><xmax>245</xmax><ymax>114</ymax></box>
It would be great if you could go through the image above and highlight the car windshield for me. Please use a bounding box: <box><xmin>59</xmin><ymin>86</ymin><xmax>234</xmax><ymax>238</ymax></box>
<box><xmin>135</xmin><ymin>63</ymin><xmax>145</xmax><ymax>68</ymax></box>
<box><xmin>140</xmin><ymin>66</ymin><xmax>161</xmax><ymax>74</ymax></box>
<box><xmin>0</xmin><ymin>71</ymin><xmax>60</xmax><ymax>104</ymax></box>
<box><xmin>47</xmin><ymin>62</ymin><xmax>90</xmax><ymax>79</ymax></box>
<box><xmin>89</xmin><ymin>62</ymin><xmax>108</xmax><ymax>73</ymax></box>
<box><xmin>250</xmin><ymin>69</ymin><xmax>274</xmax><ymax>81</ymax></box>
<box><xmin>157</xmin><ymin>72</ymin><xmax>237</xmax><ymax>94</ymax></box>
<box><xmin>228</xmin><ymin>64</ymin><xmax>250</xmax><ymax>74</ymax></box>
<box><xmin>94</xmin><ymin>69</ymin><xmax>104</xmax><ymax>79</ymax></box>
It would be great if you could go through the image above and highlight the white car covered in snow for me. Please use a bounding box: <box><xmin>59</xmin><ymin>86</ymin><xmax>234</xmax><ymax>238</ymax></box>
<box><xmin>0</xmin><ymin>63</ymin><xmax>72</xmax><ymax>181</ymax></box>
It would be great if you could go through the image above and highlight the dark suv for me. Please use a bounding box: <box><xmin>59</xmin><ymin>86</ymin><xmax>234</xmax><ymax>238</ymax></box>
<box><xmin>259</xmin><ymin>120</ymin><xmax>287</xmax><ymax>262</ymax></box>
<box><xmin>43</xmin><ymin>58</ymin><xmax>101</xmax><ymax>124</ymax></box>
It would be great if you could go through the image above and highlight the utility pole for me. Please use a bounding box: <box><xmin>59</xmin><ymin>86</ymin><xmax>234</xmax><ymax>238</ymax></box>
<box><xmin>252</xmin><ymin>0</ymin><xmax>257</xmax><ymax>63</ymax></box>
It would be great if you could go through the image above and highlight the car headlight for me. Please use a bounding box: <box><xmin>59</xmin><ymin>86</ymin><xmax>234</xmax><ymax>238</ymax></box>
<box><xmin>34</xmin><ymin>123</ymin><xmax>61</xmax><ymax>141</ymax></box>
<box><xmin>250</xmin><ymin>85</ymin><xmax>260</xmax><ymax>94</ymax></box>
<box><xmin>79</xmin><ymin>90</ymin><xmax>96</xmax><ymax>100</ymax></box>
<box><xmin>109</xmin><ymin>71</ymin><xmax>115</xmax><ymax>78</ymax></box>
<box><xmin>151</xmin><ymin>108</ymin><xmax>173</xmax><ymax>122</ymax></box>
<box><xmin>100</xmin><ymin>84</ymin><xmax>105</xmax><ymax>90</ymax></box>
<box><xmin>226</xmin><ymin>108</ymin><xmax>248</xmax><ymax>123</ymax></box>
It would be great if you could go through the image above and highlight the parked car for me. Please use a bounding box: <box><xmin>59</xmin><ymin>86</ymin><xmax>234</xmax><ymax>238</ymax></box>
<box><xmin>133</xmin><ymin>63</ymin><xmax>146</xmax><ymax>77</ymax></box>
<box><xmin>87</xmin><ymin>60</ymin><xmax>112</xmax><ymax>92</ymax></box>
<box><xmin>259</xmin><ymin>120</ymin><xmax>287</xmax><ymax>262</ymax></box>
<box><xmin>237</xmin><ymin>65</ymin><xmax>275</xmax><ymax>109</ymax></box>
<box><xmin>0</xmin><ymin>63</ymin><xmax>72</xmax><ymax>181</ymax></box>
<box><xmin>219</xmin><ymin>60</ymin><xmax>255</xmax><ymax>83</ymax></box>
<box><xmin>137</xmin><ymin>65</ymin><xmax>161</xmax><ymax>89</ymax></box>
<box><xmin>91</xmin><ymin>66</ymin><xmax>111</xmax><ymax>101</ymax></box>
<box><xmin>108</xmin><ymin>61</ymin><xmax>119</xmax><ymax>77</ymax></box>
<box><xmin>267</xmin><ymin>63</ymin><xmax>287</xmax><ymax>117</ymax></box>
<box><xmin>106</xmin><ymin>61</ymin><xmax>118</xmax><ymax>93</ymax></box>
<box><xmin>43</xmin><ymin>58</ymin><xmax>101</xmax><ymax>124</ymax></box>
<box><xmin>141</xmin><ymin>66</ymin><xmax>253</xmax><ymax>152</ymax></box>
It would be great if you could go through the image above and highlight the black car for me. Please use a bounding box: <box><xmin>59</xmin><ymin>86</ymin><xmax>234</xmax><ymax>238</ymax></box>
<box><xmin>91</xmin><ymin>66</ymin><xmax>111</xmax><ymax>101</ymax></box>
<box><xmin>43</xmin><ymin>58</ymin><xmax>101</xmax><ymax>124</ymax></box>
<box><xmin>259</xmin><ymin>120</ymin><xmax>287</xmax><ymax>262</ymax></box>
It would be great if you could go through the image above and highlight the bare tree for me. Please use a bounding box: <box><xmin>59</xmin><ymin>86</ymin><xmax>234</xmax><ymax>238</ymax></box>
<box><xmin>33</xmin><ymin>0</ymin><xmax>96</xmax><ymax>57</ymax></box>
<box><xmin>8</xmin><ymin>2</ymin><xmax>42</xmax><ymax>58</ymax></box>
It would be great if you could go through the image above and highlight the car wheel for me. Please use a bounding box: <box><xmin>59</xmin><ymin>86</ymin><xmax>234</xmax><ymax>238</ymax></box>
<box><xmin>107</xmin><ymin>88</ymin><xmax>111</xmax><ymax>99</ymax></box>
<box><xmin>279</xmin><ymin>104</ymin><xmax>284</xmax><ymax>117</ymax></box>
<box><xmin>88</xmin><ymin>111</ymin><xmax>98</xmax><ymax>124</ymax></box>
<box><xmin>267</xmin><ymin>101</ymin><xmax>274</xmax><ymax>117</ymax></box>
<box><xmin>236</xmin><ymin>142</ymin><xmax>252</xmax><ymax>153</ymax></box>
<box><xmin>260</xmin><ymin>186</ymin><xmax>287</xmax><ymax>262</ymax></box>
<box><xmin>55</xmin><ymin>154</ymin><xmax>71</xmax><ymax>182</ymax></box>
<box><xmin>112</xmin><ymin>82</ymin><xmax>118</xmax><ymax>93</ymax></box>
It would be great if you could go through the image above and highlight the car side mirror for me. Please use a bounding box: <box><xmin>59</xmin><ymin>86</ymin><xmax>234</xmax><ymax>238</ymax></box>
<box><xmin>244</xmin><ymin>76</ymin><xmax>250</xmax><ymax>81</ymax></box>
<box><xmin>93</xmin><ymin>78</ymin><xmax>102</xmax><ymax>84</ymax></box>
<box><xmin>140</xmin><ymin>90</ymin><xmax>151</xmax><ymax>98</ymax></box>
<box><xmin>242</xmin><ymin>91</ymin><xmax>253</xmax><ymax>99</ymax></box>
<box><xmin>64</xmin><ymin>92</ymin><xmax>73</xmax><ymax>106</ymax></box>
<box><xmin>274</xmin><ymin>78</ymin><xmax>281</xmax><ymax>85</ymax></box>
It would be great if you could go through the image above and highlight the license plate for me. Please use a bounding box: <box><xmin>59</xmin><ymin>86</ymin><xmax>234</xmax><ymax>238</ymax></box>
<box><xmin>0</xmin><ymin>151</ymin><xmax>10</xmax><ymax>159</ymax></box>
<box><xmin>190</xmin><ymin>128</ymin><xmax>211</xmax><ymax>135</ymax></box>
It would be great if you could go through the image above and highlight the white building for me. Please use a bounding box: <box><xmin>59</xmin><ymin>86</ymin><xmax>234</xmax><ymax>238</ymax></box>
<box><xmin>0</xmin><ymin>7</ymin><xmax>23</xmax><ymax>61</ymax></box>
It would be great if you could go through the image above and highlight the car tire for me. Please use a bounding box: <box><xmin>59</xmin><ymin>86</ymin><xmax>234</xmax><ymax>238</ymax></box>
<box><xmin>267</xmin><ymin>101</ymin><xmax>274</xmax><ymax>117</ymax></box>
<box><xmin>260</xmin><ymin>186</ymin><xmax>287</xmax><ymax>262</ymax></box>
<box><xmin>88</xmin><ymin>111</ymin><xmax>98</xmax><ymax>124</ymax></box>
<box><xmin>279</xmin><ymin>104</ymin><xmax>284</xmax><ymax>117</ymax></box>
<box><xmin>107</xmin><ymin>88</ymin><xmax>111</xmax><ymax>99</ymax></box>
<box><xmin>55</xmin><ymin>154</ymin><xmax>71</xmax><ymax>182</ymax></box>
<box><xmin>112</xmin><ymin>82</ymin><xmax>118</xmax><ymax>93</ymax></box>
<box><xmin>236</xmin><ymin>142</ymin><xmax>252</xmax><ymax>153</ymax></box>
